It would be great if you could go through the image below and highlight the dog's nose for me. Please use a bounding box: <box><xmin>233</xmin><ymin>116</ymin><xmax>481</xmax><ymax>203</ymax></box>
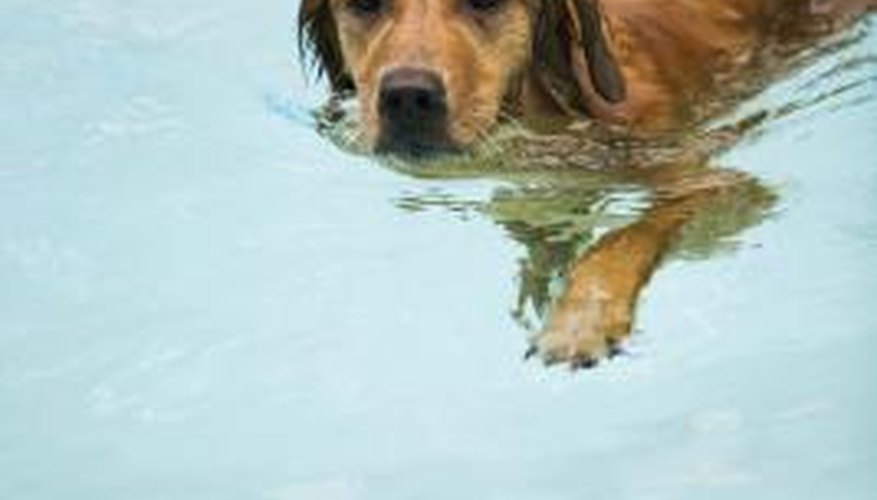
<box><xmin>379</xmin><ymin>68</ymin><xmax>447</xmax><ymax>128</ymax></box>
<box><xmin>376</xmin><ymin>68</ymin><xmax>452</xmax><ymax>155</ymax></box>
<box><xmin>375</xmin><ymin>68</ymin><xmax>454</xmax><ymax>156</ymax></box>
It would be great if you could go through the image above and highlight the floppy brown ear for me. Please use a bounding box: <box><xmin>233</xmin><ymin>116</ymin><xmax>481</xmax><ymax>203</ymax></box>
<box><xmin>532</xmin><ymin>0</ymin><xmax>626</xmax><ymax>113</ymax></box>
<box><xmin>565</xmin><ymin>0</ymin><xmax>626</xmax><ymax>103</ymax></box>
<box><xmin>298</xmin><ymin>0</ymin><xmax>352</xmax><ymax>92</ymax></box>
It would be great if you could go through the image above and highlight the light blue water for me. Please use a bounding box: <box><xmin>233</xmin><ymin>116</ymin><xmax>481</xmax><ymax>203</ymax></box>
<box><xmin>1</xmin><ymin>1</ymin><xmax>876</xmax><ymax>499</ymax></box>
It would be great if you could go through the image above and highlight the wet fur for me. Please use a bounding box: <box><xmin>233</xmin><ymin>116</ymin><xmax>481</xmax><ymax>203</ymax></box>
<box><xmin>298</xmin><ymin>0</ymin><xmax>875</xmax><ymax>146</ymax></box>
<box><xmin>298</xmin><ymin>0</ymin><xmax>875</xmax><ymax>367</ymax></box>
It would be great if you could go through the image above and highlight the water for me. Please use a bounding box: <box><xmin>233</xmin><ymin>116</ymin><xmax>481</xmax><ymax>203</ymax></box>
<box><xmin>1</xmin><ymin>1</ymin><xmax>876</xmax><ymax>499</ymax></box>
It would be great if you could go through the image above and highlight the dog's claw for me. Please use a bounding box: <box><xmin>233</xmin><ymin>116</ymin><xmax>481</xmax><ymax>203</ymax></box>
<box><xmin>570</xmin><ymin>355</ymin><xmax>598</xmax><ymax>370</ymax></box>
<box><xmin>526</xmin><ymin>319</ymin><xmax>632</xmax><ymax>370</ymax></box>
<box><xmin>607</xmin><ymin>338</ymin><xmax>626</xmax><ymax>358</ymax></box>
<box><xmin>541</xmin><ymin>350</ymin><xmax>562</xmax><ymax>367</ymax></box>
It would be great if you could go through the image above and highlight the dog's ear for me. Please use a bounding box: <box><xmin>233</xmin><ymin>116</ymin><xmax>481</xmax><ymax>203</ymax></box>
<box><xmin>532</xmin><ymin>0</ymin><xmax>625</xmax><ymax>113</ymax></box>
<box><xmin>565</xmin><ymin>0</ymin><xmax>626</xmax><ymax>103</ymax></box>
<box><xmin>298</xmin><ymin>0</ymin><xmax>352</xmax><ymax>92</ymax></box>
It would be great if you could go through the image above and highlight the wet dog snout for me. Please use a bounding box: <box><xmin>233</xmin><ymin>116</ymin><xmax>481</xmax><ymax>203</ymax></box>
<box><xmin>378</xmin><ymin>67</ymin><xmax>447</xmax><ymax>128</ymax></box>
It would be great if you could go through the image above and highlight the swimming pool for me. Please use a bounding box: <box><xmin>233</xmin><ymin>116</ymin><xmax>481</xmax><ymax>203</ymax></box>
<box><xmin>1</xmin><ymin>1</ymin><xmax>875</xmax><ymax>499</ymax></box>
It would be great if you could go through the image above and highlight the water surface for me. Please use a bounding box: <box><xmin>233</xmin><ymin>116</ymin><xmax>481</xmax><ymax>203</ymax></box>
<box><xmin>1</xmin><ymin>1</ymin><xmax>876</xmax><ymax>499</ymax></box>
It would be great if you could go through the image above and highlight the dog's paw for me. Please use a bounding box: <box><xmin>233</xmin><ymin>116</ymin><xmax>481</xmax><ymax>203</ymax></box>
<box><xmin>526</xmin><ymin>283</ymin><xmax>632</xmax><ymax>369</ymax></box>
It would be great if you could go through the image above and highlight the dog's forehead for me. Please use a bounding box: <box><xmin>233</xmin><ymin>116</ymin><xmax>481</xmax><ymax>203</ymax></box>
<box><xmin>328</xmin><ymin>0</ymin><xmax>532</xmax><ymax>9</ymax></box>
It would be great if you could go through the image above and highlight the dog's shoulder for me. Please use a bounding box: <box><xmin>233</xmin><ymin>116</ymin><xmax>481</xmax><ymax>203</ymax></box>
<box><xmin>598</xmin><ymin>0</ymin><xmax>809</xmax><ymax>128</ymax></box>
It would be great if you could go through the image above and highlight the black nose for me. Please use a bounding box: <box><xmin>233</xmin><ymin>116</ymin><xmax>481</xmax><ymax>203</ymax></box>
<box><xmin>376</xmin><ymin>68</ymin><xmax>451</xmax><ymax>155</ymax></box>
<box><xmin>379</xmin><ymin>68</ymin><xmax>447</xmax><ymax>126</ymax></box>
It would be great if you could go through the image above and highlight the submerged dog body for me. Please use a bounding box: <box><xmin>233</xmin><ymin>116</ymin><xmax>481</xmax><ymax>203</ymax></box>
<box><xmin>299</xmin><ymin>0</ymin><xmax>874</xmax><ymax>153</ymax></box>
<box><xmin>298</xmin><ymin>0</ymin><xmax>874</xmax><ymax>367</ymax></box>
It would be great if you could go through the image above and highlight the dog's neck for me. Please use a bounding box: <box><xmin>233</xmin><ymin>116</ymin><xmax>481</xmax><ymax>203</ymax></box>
<box><xmin>501</xmin><ymin>69</ymin><xmax>566</xmax><ymax>119</ymax></box>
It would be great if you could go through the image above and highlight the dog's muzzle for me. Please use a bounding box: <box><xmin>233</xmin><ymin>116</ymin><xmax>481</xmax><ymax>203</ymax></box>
<box><xmin>375</xmin><ymin>67</ymin><xmax>456</xmax><ymax>156</ymax></box>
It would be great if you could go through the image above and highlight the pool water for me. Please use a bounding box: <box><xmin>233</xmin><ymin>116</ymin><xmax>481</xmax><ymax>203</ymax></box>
<box><xmin>1</xmin><ymin>1</ymin><xmax>875</xmax><ymax>499</ymax></box>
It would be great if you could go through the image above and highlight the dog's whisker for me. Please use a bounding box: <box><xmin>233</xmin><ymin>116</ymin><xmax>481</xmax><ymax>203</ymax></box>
<box><xmin>496</xmin><ymin>108</ymin><xmax>526</xmax><ymax>130</ymax></box>
<box><xmin>471</xmin><ymin>123</ymin><xmax>505</xmax><ymax>160</ymax></box>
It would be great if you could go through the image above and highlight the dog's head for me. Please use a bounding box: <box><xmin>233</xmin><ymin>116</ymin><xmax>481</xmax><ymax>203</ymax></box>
<box><xmin>299</xmin><ymin>0</ymin><xmax>626</xmax><ymax>155</ymax></box>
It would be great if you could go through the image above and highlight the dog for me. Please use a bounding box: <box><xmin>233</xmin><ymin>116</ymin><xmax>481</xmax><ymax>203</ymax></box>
<box><xmin>299</xmin><ymin>0</ymin><xmax>873</xmax><ymax>153</ymax></box>
<box><xmin>298</xmin><ymin>0</ymin><xmax>875</xmax><ymax>367</ymax></box>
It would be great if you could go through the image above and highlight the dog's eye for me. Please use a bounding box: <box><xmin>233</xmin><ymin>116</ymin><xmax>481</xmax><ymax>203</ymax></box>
<box><xmin>466</xmin><ymin>0</ymin><xmax>504</xmax><ymax>12</ymax></box>
<box><xmin>347</xmin><ymin>0</ymin><xmax>383</xmax><ymax>15</ymax></box>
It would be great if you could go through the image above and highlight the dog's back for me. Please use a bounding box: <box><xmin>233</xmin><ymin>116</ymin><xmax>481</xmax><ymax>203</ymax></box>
<box><xmin>590</xmin><ymin>0</ymin><xmax>874</xmax><ymax>129</ymax></box>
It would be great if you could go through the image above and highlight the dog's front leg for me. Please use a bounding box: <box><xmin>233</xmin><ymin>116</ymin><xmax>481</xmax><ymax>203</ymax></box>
<box><xmin>529</xmin><ymin>168</ymin><xmax>755</xmax><ymax>368</ymax></box>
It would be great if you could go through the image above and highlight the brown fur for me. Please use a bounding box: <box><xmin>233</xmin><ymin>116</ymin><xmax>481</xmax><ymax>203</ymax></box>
<box><xmin>299</xmin><ymin>0</ymin><xmax>875</xmax><ymax>148</ymax></box>
<box><xmin>301</xmin><ymin>0</ymin><xmax>532</xmax><ymax>146</ymax></box>
<box><xmin>299</xmin><ymin>0</ymin><xmax>874</xmax><ymax>367</ymax></box>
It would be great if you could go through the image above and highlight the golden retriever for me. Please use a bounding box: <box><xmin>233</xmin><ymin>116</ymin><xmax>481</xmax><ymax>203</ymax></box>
<box><xmin>299</xmin><ymin>0</ymin><xmax>874</xmax><ymax>154</ymax></box>
<box><xmin>298</xmin><ymin>0</ymin><xmax>874</xmax><ymax>367</ymax></box>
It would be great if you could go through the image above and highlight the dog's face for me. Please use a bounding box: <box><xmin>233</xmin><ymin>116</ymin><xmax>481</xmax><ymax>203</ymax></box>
<box><xmin>299</xmin><ymin>0</ymin><xmax>626</xmax><ymax>155</ymax></box>
<box><xmin>336</xmin><ymin>0</ymin><xmax>533</xmax><ymax>154</ymax></box>
<box><xmin>306</xmin><ymin>0</ymin><xmax>533</xmax><ymax>154</ymax></box>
